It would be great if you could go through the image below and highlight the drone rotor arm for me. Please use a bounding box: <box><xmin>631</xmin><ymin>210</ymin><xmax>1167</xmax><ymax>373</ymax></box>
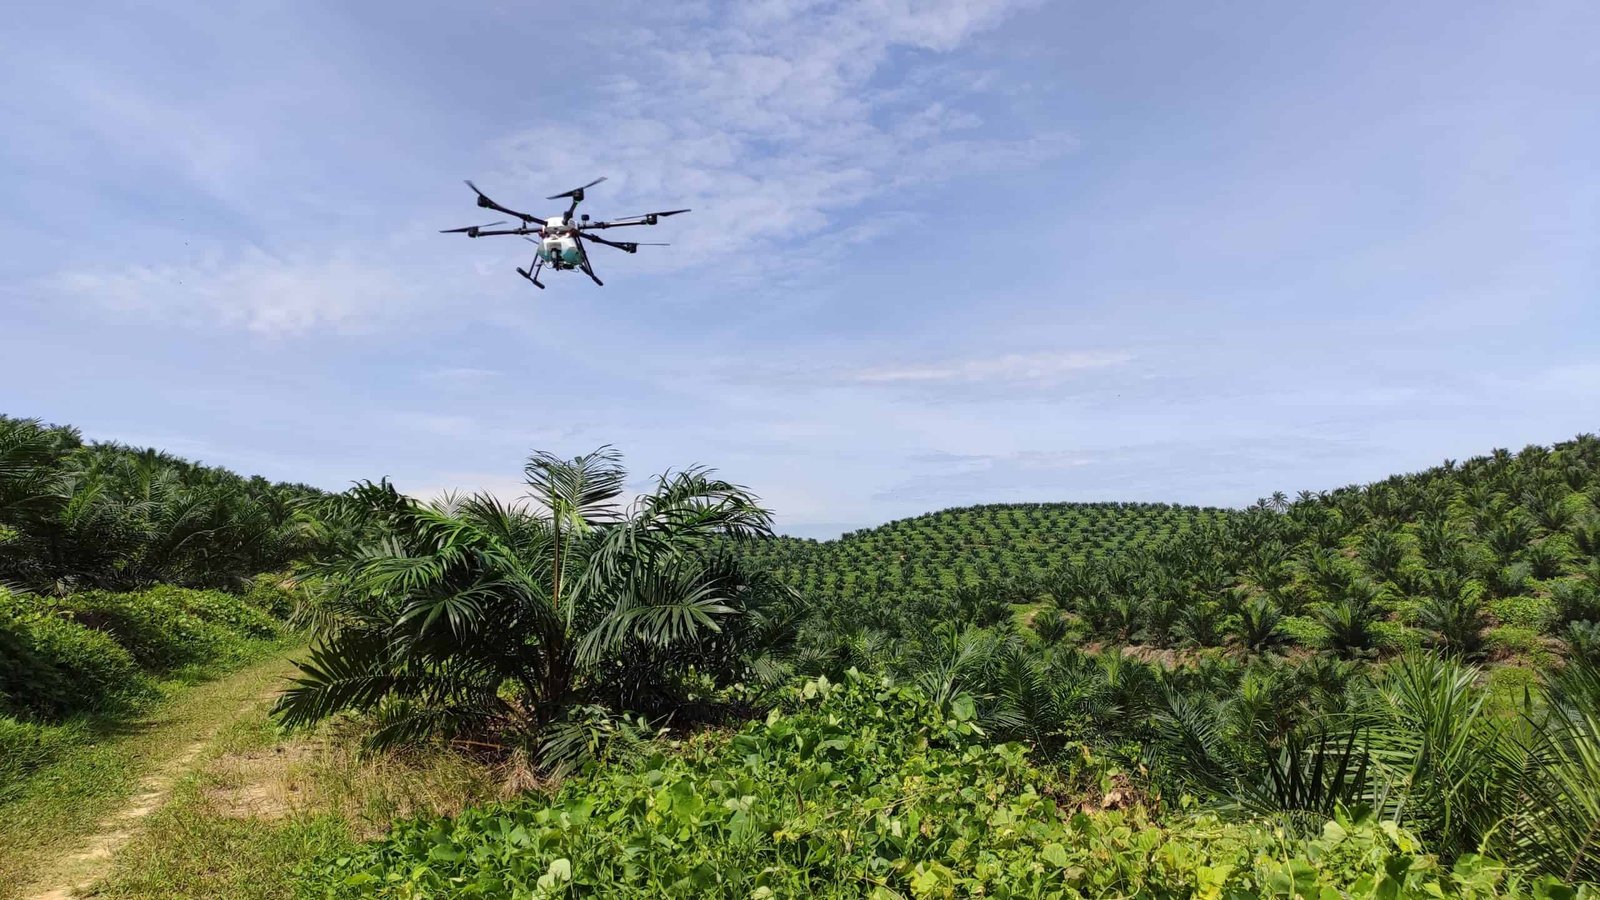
<box><xmin>464</xmin><ymin>227</ymin><xmax>538</xmax><ymax>237</ymax></box>
<box><xmin>579</xmin><ymin>233</ymin><xmax>639</xmax><ymax>253</ymax></box>
<box><xmin>581</xmin><ymin>209</ymin><xmax>691</xmax><ymax>230</ymax></box>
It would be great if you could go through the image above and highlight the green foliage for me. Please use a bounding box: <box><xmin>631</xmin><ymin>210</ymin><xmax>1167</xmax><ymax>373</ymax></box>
<box><xmin>2</xmin><ymin>581</ymin><xmax>284</xmax><ymax>733</ymax></box>
<box><xmin>743</xmin><ymin>501</ymin><xmax>1231</xmax><ymax>597</ymax></box>
<box><xmin>1372</xmin><ymin>620</ymin><xmax>1425</xmax><ymax>653</ymax></box>
<box><xmin>274</xmin><ymin>448</ymin><xmax>794</xmax><ymax>757</ymax></box>
<box><xmin>301</xmin><ymin>671</ymin><xmax>1562</xmax><ymax>899</ymax></box>
<box><xmin>59</xmin><ymin>586</ymin><xmax>280</xmax><ymax>671</ymax></box>
<box><xmin>1491</xmin><ymin>595</ymin><xmax>1559</xmax><ymax>632</ymax></box>
<box><xmin>1281</xmin><ymin>614</ymin><xmax>1328</xmax><ymax>646</ymax></box>
<box><xmin>0</xmin><ymin>414</ymin><xmax>324</xmax><ymax>594</ymax></box>
<box><xmin>1485</xmin><ymin>626</ymin><xmax>1548</xmax><ymax>661</ymax></box>
<box><xmin>0</xmin><ymin>715</ymin><xmax>79</xmax><ymax>798</ymax></box>
<box><xmin>242</xmin><ymin>572</ymin><xmax>303</xmax><ymax>619</ymax></box>
<box><xmin>0</xmin><ymin>588</ymin><xmax>147</xmax><ymax>719</ymax></box>
<box><xmin>755</xmin><ymin>433</ymin><xmax>1600</xmax><ymax>670</ymax></box>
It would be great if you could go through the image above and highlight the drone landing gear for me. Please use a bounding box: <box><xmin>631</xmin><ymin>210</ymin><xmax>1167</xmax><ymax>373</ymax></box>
<box><xmin>517</xmin><ymin>255</ymin><xmax>546</xmax><ymax>289</ymax></box>
<box><xmin>574</xmin><ymin>236</ymin><xmax>604</xmax><ymax>286</ymax></box>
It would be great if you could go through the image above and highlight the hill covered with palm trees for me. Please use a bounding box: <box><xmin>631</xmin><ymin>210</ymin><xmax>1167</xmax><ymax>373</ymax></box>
<box><xmin>747</xmin><ymin>501</ymin><xmax>1232</xmax><ymax>596</ymax></box>
<box><xmin>756</xmin><ymin>434</ymin><xmax>1600</xmax><ymax>665</ymax></box>
<box><xmin>0</xmin><ymin>415</ymin><xmax>323</xmax><ymax>594</ymax></box>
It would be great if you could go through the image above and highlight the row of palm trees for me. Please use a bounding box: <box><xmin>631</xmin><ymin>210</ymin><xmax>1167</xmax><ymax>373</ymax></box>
<box><xmin>0</xmin><ymin>416</ymin><xmax>319</xmax><ymax>593</ymax></box>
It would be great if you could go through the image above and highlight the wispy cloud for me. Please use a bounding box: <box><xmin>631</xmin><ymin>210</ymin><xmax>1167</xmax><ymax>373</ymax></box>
<box><xmin>486</xmin><ymin>0</ymin><xmax>1065</xmax><ymax>280</ymax></box>
<box><xmin>40</xmin><ymin>248</ymin><xmax>418</xmax><ymax>336</ymax></box>
<box><xmin>842</xmin><ymin>350</ymin><xmax>1134</xmax><ymax>385</ymax></box>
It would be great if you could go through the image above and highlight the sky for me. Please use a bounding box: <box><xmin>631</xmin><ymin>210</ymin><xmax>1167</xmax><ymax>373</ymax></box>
<box><xmin>2</xmin><ymin>1</ymin><xmax>1597</xmax><ymax>538</ymax></box>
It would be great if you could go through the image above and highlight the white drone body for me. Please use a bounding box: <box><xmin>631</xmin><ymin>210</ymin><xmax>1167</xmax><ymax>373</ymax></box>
<box><xmin>536</xmin><ymin>217</ymin><xmax>584</xmax><ymax>269</ymax></box>
<box><xmin>442</xmin><ymin>177</ymin><xmax>688</xmax><ymax>288</ymax></box>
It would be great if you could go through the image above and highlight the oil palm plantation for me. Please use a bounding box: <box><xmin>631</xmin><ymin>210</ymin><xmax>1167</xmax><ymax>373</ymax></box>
<box><xmin>275</xmin><ymin>447</ymin><xmax>789</xmax><ymax>753</ymax></box>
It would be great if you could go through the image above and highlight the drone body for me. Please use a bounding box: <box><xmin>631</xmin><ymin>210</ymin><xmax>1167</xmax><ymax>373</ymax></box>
<box><xmin>441</xmin><ymin>177</ymin><xmax>688</xmax><ymax>288</ymax></box>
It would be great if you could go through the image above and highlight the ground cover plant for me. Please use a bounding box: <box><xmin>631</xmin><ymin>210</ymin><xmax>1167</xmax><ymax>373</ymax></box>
<box><xmin>0</xmin><ymin>578</ymin><xmax>297</xmax><ymax>797</ymax></box>
<box><xmin>298</xmin><ymin>670</ymin><xmax>1580</xmax><ymax>899</ymax></box>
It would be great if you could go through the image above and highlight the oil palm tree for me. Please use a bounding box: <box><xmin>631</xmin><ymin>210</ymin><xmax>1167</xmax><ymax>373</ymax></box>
<box><xmin>274</xmin><ymin>447</ymin><xmax>781</xmax><ymax>750</ymax></box>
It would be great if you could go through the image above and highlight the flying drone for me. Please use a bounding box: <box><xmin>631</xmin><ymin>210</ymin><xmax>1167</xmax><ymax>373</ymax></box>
<box><xmin>441</xmin><ymin>177</ymin><xmax>689</xmax><ymax>288</ymax></box>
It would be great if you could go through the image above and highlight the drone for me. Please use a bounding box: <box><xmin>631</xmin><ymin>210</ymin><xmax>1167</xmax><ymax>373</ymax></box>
<box><xmin>441</xmin><ymin>177</ymin><xmax>689</xmax><ymax>288</ymax></box>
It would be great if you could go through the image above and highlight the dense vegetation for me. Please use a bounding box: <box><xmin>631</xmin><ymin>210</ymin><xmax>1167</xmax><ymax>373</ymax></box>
<box><xmin>290</xmin><ymin>434</ymin><xmax>1600</xmax><ymax>896</ymax></box>
<box><xmin>744</xmin><ymin>502</ymin><xmax>1230</xmax><ymax>596</ymax></box>
<box><xmin>7</xmin><ymin>415</ymin><xmax>1600</xmax><ymax>895</ymax></box>
<box><xmin>0</xmin><ymin>415</ymin><xmax>313</xmax><ymax>806</ymax></box>
<box><xmin>0</xmin><ymin>577</ymin><xmax>296</xmax><ymax>798</ymax></box>
<box><xmin>778</xmin><ymin>436</ymin><xmax>1600</xmax><ymax>666</ymax></box>
<box><xmin>0</xmin><ymin>415</ymin><xmax>320</xmax><ymax>594</ymax></box>
<box><xmin>305</xmin><ymin>670</ymin><xmax>1571</xmax><ymax>899</ymax></box>
<box><xmin>274</xmin><ymin>448</ymin><xmax>801</xmax><ymax>762</ymax></box>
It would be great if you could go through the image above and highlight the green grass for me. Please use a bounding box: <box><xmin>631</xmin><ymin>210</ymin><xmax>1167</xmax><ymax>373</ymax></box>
<box><xmin>90</xmin><ymin>710</ymin><xmax>503</xmax><ymax>899</ymax></box>
<box><xmin>0</xmin><ymin>644</ymin><xmax>294</xmax><ymax>900</ymax></box>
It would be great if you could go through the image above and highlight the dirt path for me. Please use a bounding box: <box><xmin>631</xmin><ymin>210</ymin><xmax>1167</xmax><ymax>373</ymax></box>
<box><xmin>12</xmin><ymin>655</ymin><xmax>296</xmax><ymax>900</ymax></box>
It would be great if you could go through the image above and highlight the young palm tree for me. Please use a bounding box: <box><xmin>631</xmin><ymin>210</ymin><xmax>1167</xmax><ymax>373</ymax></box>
<box><xmin>274</xmin><ymin>447</ymin><xmax>782</xmax><ymax>750</ymax></box>
<box><xmin>1234</xmin><ymin>595</ymin><xmax>1288</xmax><ymax>653</ymax></box>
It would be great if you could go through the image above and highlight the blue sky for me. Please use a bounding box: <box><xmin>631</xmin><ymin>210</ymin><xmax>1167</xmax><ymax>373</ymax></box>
<box><xmin>2</xmin><ymin>1</ymin><xmax>1596</xmax><ymax>538</ymax></box>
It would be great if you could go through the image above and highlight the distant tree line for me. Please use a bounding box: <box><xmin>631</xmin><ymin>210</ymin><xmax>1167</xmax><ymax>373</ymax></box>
<box><xmin>0</xmin><ymin>415</ymin><xmax>323</xmax><ymax>594</ymax></box>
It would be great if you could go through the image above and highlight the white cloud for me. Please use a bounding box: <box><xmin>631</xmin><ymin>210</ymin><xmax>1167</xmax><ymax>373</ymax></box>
<box><xmin>487</xmin><ymin>0</ymin><xmax>1064</xmax><ymax>280</ymax></box>
<box><xmin>843</xmin><ymin>350</ymin><xmax>1134</xmax><ymax>385</ymax></box>
<box><xmin>42</xmin><ymin>248</ymin><xmax>417</xmax><ymax>336</ymax></box>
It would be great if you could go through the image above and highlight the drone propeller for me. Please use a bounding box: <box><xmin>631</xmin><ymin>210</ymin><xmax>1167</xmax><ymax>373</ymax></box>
<box><xmin>546</xmin><ymin>176</ymin><xmax>607</xmax><ymax>201</ymax></box>
<box><xmin>463</xmin><ymin>180</ymin><xmax>545</xmax><ymax>225</ymax></box>
<box><xmin>440</xmin><ymin>221</ymin><xmax>507</xmax><ymax>237</ymax></box>
<box><xmin>580</xmin><ymin>208</ymin><xmax>692</xmax><ymax>230</ymax></box>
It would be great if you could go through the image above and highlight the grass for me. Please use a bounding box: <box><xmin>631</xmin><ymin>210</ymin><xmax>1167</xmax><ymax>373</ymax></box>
<box><xmin>0</xmin><ymin>641</ymin><xmax>295</xmax><ymax>899</ymax></box>
<box><xmin>90</xmin><ymin>702</ymin><xmax>503</xmax><ymax>899</ymax></box>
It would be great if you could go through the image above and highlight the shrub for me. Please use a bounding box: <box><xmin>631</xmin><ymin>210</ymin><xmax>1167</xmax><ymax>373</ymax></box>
<box><xmin>1489</xmin><ymin>595</ymin><xmax>1558</xmax><ymax>633</ymax></box>
<box><xmin>1371</xmin><ymin>620</ymin><xmax>1424</xmax><ymax>653</ymax></box>
<box><xmin>138</xmin><ymin>584</ymin><xmax>279</xmax><ymax>639</ymax></box>
<box><xmin>1549</xmin><ymin>578</ymin><xmax>1599</xmax><ymax>625</ymax></box>
<box><xmin>0</xmin><ymin>590</ymin><xmax>147</xmax><ymax>719</ymax></box>
<box><xmin>59</xmin><ymin>586</ymin><xmax>277</xmax><ymax>672</ymax></box>
<box><xmin>242</xmin><ymin>572</ymin><xmax>301</xmax><ymax>619</ymax></box>
<box><xmin>1485</xmin><ymin>625</ymin><xmax>1548</xmax><ymax>663</ymax></box>
<box><xmin>299</xmin><ymin>671</ymin><xmax>1542</xmax><ymax>899</ymax></box>
<box><xmin>1032</xmin><ymin>607</ymin><xmax>1071</xmax><ymax>644</ymax></box>
<box><xmin>1279</xmin><ymin>614</ymin><xmax>1326</xmax><ymax>646</ymax></box>
<box><xmin>1563</xmin><ymin>621</ymin><xmax>1600</xmax><ymax>664</ymax></box>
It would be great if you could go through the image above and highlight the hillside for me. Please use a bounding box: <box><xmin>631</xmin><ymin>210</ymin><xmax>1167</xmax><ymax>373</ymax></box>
<box><xmin>0</xmin><ymin>415</ymin><xmax>323</xmax><ymax>593</ymax></box>
<box><xmin>746</xmin><ymin>501</ymin><xmax>1232</xmax><ymax>596</ymax></box>
<box><xmin>772</xmin><ymin>433</ymin><xmax>1600</xmax><ymax>671</ymax></box>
